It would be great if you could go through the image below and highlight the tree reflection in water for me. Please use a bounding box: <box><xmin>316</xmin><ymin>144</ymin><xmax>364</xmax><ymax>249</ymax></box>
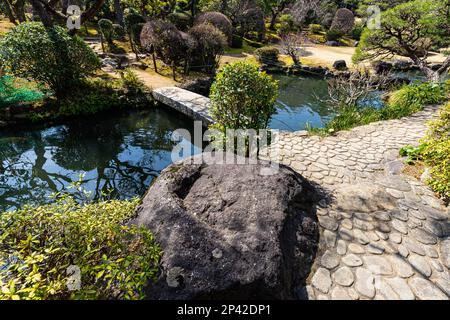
<box><xmin>0</xmin><ymin>109</ymin><xmax>199</xmax><ymax>211</ymax></box>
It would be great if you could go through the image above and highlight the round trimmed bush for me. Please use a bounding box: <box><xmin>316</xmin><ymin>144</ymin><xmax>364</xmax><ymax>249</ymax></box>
<box><xmin>188</xmin><ymin>23</ymin><xmax>227</xmax><ymax>74</ymax></box>
<box><xmin>254</xmin><ymin>47</ymin><xmax>280</xmax><ymax>64</ymax></box>
<box><xmin>331</xmin><ymin>8</ymin><xmax>355</xmax><ymax>34</ymax></box>
<box><xmin>194</xmin><ymin>11</ymin><xmax>232</xmax><ymax>42</ymax></box>
<box><xmin>210</xmin><ymin>61</ymin><xmax>278</xmax><ymax>130</ymax></box>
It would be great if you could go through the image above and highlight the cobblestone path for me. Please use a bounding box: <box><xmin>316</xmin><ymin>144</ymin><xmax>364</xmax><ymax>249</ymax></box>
<box><xmin>264</xmin><ymin>105</ymin><xmax>450</xmax><ymax>300</ymax></box>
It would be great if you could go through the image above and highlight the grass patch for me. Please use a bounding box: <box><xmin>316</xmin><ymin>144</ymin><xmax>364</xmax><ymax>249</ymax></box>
<box><xmin>224</xmin><ymin>40</ymin><xmax>258</xmax><ymax>55</ymax></box>
<box><xmin>309</xmin><ymin>82</ymin><xmax>449</xmax><ymax>135</ymax></box>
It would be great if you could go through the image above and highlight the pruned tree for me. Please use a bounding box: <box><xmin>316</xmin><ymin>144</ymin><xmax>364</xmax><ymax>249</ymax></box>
<box><xmin>188</xmin><ymin>22</ymin><xmax>227</xmax><ymax>74</ymax></box>
<box><xmin>261</xmin><ymin>0</ymin><xmax>293</xmax><ymax>30</ymax></box>
<box><xmin>280</xmin><ymin>33</ymin><xmax>303</xmax><ymax>66</ymax></box>
<box><xmin>322</xmin><ymin>68</ymin><xmax>391</xmax><ymax>109</ymax></box>
<box><xmin>140</xmin><ymin>20</ymin><xmax>189</xmax><ymax>79</ymax></box>
<box><xmin>193</xmin><ymin>11</ymin><xmax>233</xmax><ymax>42</ymax></box>
<box><xmin>354</xmin><ymin>0</ymin><xmax>450</xmax><ymax>83</ymax></box>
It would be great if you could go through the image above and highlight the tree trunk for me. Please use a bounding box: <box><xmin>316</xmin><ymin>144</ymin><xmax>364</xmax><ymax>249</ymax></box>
<box><xmin>113</xmin><ymin>0</ymin><xmax>124</xmax><ymax>25</ymax></box>
<box><xmin>100</xmin><ymin>34</ymin><xmax>106</xmax><ymax>53</ymax></box>
<box><xmin>13</xmin><ymin>0</ymin><xmax>26</xmax><ymax>22</ymax></box>
<box><xmin>152</xmin><ymin>52</ymin><xmax>158</xmax><ymax>73</ymax></box>
<box><xmin>2</xmin><ymin>0</ymin><xmax>17</xmax><ymax>24</ymax></box>
<box><xmin>172</xmin><ymin>62</ymin><xmax>176</xmax><ymax>81</ymax></box>
<box><xmin>29</xmin><ymin>0</ymin><xmax>54</xmax><ymax>27</ymax></box>
<box><xmin>269</xmin><ymin>11</ymin><xmax>278</xmax><ymax>30</ymax></box>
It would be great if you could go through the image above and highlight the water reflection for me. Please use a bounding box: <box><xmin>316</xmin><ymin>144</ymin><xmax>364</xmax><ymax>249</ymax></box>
<box><xmin>0</xmin><ymin>108</ymin><xmax>200</xmax><ymax>211</ymax></box>
<box><xmin>269</xmin><ymin>75</ymin><xmax>333</xmax><ymax>131</ymax></box>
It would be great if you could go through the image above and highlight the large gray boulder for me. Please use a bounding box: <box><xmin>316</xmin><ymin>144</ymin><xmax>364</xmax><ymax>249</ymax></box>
<box><xmin>131</xmin><ymin>153</ymin><xmax>319</xmax><ymax>299</ymax></box>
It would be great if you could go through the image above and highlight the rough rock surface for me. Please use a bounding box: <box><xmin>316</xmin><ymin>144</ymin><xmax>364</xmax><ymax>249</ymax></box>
<box><xmin>132</xmin><ymin>154</ymin><xmax>319</xmax><ymax>299</ymax></box>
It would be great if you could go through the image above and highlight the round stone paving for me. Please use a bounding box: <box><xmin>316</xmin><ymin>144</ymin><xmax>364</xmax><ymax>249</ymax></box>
<box><xmin>263</xmin><ymin>106</ymin><xmax>449</xmax><ymax>300</ymax></box>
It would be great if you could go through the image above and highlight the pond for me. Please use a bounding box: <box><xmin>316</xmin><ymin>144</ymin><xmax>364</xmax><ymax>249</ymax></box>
<box><xmin>269</xmin><ymin>75</ymin><xmax>332</xmax><ymax>131</ymax></box>
<box><xmin>0</xmin><ymin>108</ymin><xmax>201</xmax><ymax>212</ymax></box>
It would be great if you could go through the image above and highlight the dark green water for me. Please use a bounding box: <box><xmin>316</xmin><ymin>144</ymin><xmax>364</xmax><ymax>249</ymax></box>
<box><xmin>0</xmin><ymin>108</ymin><xmax>200</xmax><ymax>211</ymax></box>
<box><xmin>269</xmin><ymin>75</ymin><xmax>332</xmax><ymax>131</ymax></box>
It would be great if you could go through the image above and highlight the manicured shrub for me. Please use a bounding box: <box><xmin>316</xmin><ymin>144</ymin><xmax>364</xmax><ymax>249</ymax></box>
<box><xmin>351</xmin><ymin>22</ymin><xmax>365</xmax><ymax>41</ymax></box>
<box><xmin>0</xmin><ymin>22</ymin><xmax>100</xmax><ymax>98</ymax></box>
<box><xmin>309</xmin><ymin>24</ymin><xmax>324</xmax><ymax>34</ymax></box>
<box><xmin>254</xmin><ymin>46</ymin><xmax>280</xmax><ymax>64</ymax></box>
<box><xmin>188</xmin><ymin>23</ymin><xmax>227</xmax><ymax>74</ymax></box>
<box><xmin>421</xmin><ymin>103</ymin><xmax>450</xmax><ymax>202</ymax></box>
<box><xmin>331</xmin><ymin>8</ymin><xmax>355</xmax><ymax>34</ymax></box>
<box><xmin>210</xmin><ymin>61</ymin><xmax>278</xmax><ymax>130</ymax></box>
<box><xmin>0</xmin><ymin>195</ymin><xmax>161</xmax><ymax>300</ymax></box>
<box><xmin>326</xmin><ymin>29</ymin><xmax>344</xmax><ymax>42</ymax></box>
<box><xmin>194</xmin><ymin>11</ymin><xmax>232</xmax><ymax>42</ymax></box>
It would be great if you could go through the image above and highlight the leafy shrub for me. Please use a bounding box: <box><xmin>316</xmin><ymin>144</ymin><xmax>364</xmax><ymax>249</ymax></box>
<box><xmin>330</xmin><ymin>8</ymin><xmax>355</xmax><ymax>34</ymax></box>
<box><xmin>0</xmin><ymin>194</ymin><xmax>160</xmax><ymax>300</ymax></box>
<box><xmin>124</xmin><ymin>11</ymin><xmax>146</xmax><ymax>54</ymax></box>
<box><xmin>188</xmin><ymin>23</ymin><xmax>227</xmax><ymax>74</ymax></box>
<box><xmin>120</xmin><ymin>68</ymin><xmax>147</xmax><ymax>94</ymax></box>
<box><xmin>384</xmin><ymin>82</ymin><xmax>447</xmax><ymax>118</ymax></box>
<box><xmin>194</xmin><ymin>11</ymin><xmax>232</xmax><ymax>42</ymax></box>
<box><xmin>254</xmin><ymin>47</ymin><xmax>280</xmax><ymax>65</ymax></box>
<box><xmin>420</xmin><ymin>103</ymin><xmax>450</xmax><ymax>202</ymax></box>
<box><xmin>0</xmin><ymin>76</ymin><xmax>44</xmax><ymax>107</ymax></box>
<box><xmin>311</xmin><ymin>105</ymin><xmax>383</xmax><ymax>135</ymax></box>
<box><xmin>56</xmin><ymin>76</ymin><xmax>151</xmax><ymax>117</ymax></box>
<box><xmin>351</xmin><ymin>22</ymin><xmax>365</xmax><ymax>41</ymax></box>
<box><xmin>326</xmin><ymin>29</ymin><xmax>344</xmax><ymax>41</ymax></box>
<box><xmin>309</xmin><ymin>24</ymin><xmax>324</xmax><ymax>34</ymax></box>
<box><xmin>209</xmin><ymin>61</ymin><xmax>278</xmax><ymax>130</ymax></box>
<box><xmin>0</xmin><ymin>22</ymin><xmax>100</xmax><ymax>98</ymax></box>
<box><xmin>399</xmin><ymin>144</ymin><xmax>427</xmax><ymax>165</ymax></box>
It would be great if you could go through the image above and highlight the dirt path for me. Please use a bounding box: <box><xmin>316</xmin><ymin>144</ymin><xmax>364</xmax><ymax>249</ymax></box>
<box><xmin>301</xmin><ymin>44</ymin><xmax>447</xmax><ymax>68</ymax></box>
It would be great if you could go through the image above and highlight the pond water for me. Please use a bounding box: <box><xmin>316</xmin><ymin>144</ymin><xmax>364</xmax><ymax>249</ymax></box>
<box><xmin>0</xmin><ymin>73</ymin><xmax>410</xmax><ymax>211</ymax></box>
<box><xmin>269</xmin><ymin>75</ymin><xmax>332</xmax><ymax>131</ymax></box>
<box><xmin>0</xmin><ymin>108</ymin><xmax>201</xmax><ymax>212</ymax></box>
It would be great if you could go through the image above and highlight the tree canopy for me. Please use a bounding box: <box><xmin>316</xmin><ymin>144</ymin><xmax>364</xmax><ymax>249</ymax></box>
<box><xmin>353</xmin><ymin>0</ymin><xmax>450</xmax><ymax>82</ymax></box>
